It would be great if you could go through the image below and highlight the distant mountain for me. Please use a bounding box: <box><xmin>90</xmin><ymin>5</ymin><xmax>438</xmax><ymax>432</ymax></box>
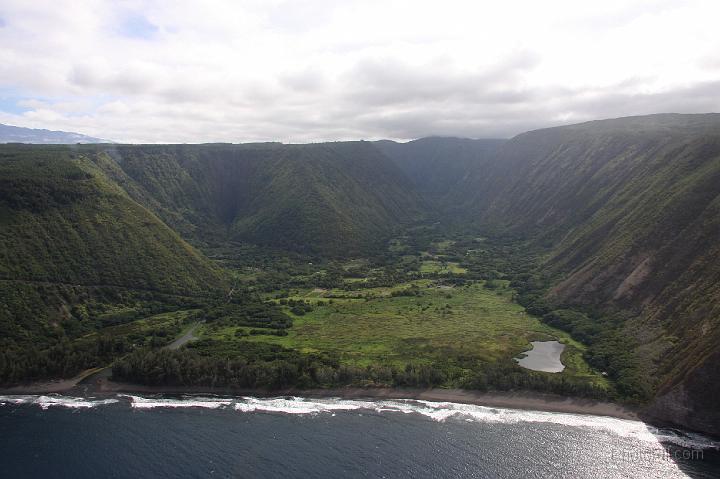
<box><xmin>95</xmin><ymin>142</ymin><xmax>425</xmax><ymax>256</ymax></box>
<box><xmin>0</xmin><ymin>123</ymin><xmax>108</xmax><ymax>144</ymax></box>
<box><xmin>375</xmin><ymin>137</ymin><xmax>505</xmax><ymax>205</ymax></box>
<box><xmin>1</xmin><ymin>141</ymin><xmax>424</xmax><ymax>289</ymax></box>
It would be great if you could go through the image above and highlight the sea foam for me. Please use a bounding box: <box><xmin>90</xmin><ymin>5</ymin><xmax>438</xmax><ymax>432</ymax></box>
<box><xmin>2</xmin><ymin>393</ymin><xmax>717</xmax><ymax>450</ymax></box>
<box><xmin>122</xmin><ymin>395</ymin><xmax>718</xmax><ymax>450</ymax></box>
<box><xmin>121</xmin><ymin>394</ymin><xmax>232</xmax><ymax>409</ymax></box>
<box><xmin>0</xmin><ymin>394</ymin><xmax>119</xmax><ymax>409</ymax></box>
<box><xmin>233</xmin><ymin>396</ymin><xmax>375</xmax><ymax>414</ymax></box>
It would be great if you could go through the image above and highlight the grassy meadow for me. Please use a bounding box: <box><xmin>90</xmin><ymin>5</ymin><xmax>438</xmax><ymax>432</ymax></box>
<box><xmin>195</xmin><ymin>272</ymin><xmax>608</xmax><ymax>390</ymax></box>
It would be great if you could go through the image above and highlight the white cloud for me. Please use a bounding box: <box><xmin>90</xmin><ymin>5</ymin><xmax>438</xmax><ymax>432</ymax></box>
<box><xmin>0</xmin><ymin>0</ymin><xmax>718</xmax><ymax>142</ymax></box>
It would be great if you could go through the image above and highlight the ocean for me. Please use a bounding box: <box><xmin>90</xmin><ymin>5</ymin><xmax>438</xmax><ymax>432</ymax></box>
<box><xmin>1</xmin><ymin>394</ymin><xmax>718</xmax><ymax>478</ymax></box>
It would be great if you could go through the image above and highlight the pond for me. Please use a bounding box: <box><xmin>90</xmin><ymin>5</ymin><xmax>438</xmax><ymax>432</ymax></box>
<box><xmin>515</xmin><ymin>340</ymin><xmax>566</xmax><ymax>373</ymax></box>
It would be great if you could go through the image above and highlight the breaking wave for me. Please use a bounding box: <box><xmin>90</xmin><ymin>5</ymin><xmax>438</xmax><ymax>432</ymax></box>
<box><xmin>0</xmin><ymin>394</ymin><xmax>118</xmax><ymax>409</ymax></box>
<box><xmin>121</xmin><ymin>394</ymin><xmax>232</xmax><ymax>409</ymax></box>
<box><xmin>121</xmin><ymin>395</ymin><xmax>720</xmax><ymax>450</ymax></box>
<box><xmin>2</xmin><ymin>393</ymin><xmax>717</xmax><ymax>450</ymax></box>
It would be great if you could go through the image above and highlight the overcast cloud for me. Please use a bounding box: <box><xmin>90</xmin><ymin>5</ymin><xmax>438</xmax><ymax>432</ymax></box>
<box><xmin>0</xmin><ymin>0</ymin><xmax>719</xmax><ymax>143</ymax></box>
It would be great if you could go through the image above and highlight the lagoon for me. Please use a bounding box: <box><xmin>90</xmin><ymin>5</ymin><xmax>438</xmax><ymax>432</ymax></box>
<box><xmin>515</xmin><ymin>340</ymin><xmax>566</xmax><ymax>373</ymax></box>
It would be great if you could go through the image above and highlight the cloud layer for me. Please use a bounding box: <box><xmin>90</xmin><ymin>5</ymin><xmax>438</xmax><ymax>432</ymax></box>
<box><xmin>0</xmin><ymin>0</ymin><xmax>719</xmax><ymax>142</ymax></box>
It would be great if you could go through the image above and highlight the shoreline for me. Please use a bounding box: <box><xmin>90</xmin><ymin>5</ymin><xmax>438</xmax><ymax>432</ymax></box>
<box><xmin>0</xmin><ymin>367</ymin><xmax>106</xmax><ymax>395</ymax></box>
<box><xmin>106</xmin><ymin>384</ymin><xmax>641</xmax><ymax>421</ymax></box>
<box><xmin>0</xmin><ymin>374</ymin><xmax>640</xmax><ymax>421</ymax></box>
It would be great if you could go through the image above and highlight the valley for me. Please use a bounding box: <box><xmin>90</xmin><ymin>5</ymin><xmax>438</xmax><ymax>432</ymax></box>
<box><xmin>160</xmin><ymin>236</ymin><xmax>609</xmax><ymax>396</ymax></box>
<box><xmin>1</xmin><ymin>113</ymin><xmax>719</xmax><ymax>435</ymax></box>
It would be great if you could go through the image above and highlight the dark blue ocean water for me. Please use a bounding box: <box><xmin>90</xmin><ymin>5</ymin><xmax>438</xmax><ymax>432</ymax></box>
<box><xmin>0</xmin><ymin>395</ymin><xmax>718</xmax><ymax>478</ymax></box>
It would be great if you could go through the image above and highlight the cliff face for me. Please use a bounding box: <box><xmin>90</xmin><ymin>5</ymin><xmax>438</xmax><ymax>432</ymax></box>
<box><xmin>455</xmin><ymin>114</ymin><xmax>720</xmax><ymax>434</ymax></box>
<box><xmin>644</xmin><ymin>351</ymin><xmax>720</xmax><ymax>435</ymax></box>
<box><xmin>0</xmin><ymin>145</ymin><xmax>226</xmax><ymax>295</ymax></box>
<box><xmin>97</xmin><ymin>142</ymin><xmax>426</xmax><ymax>256</ymax></box>
<box><xmin>375</xmin><ymin>137</ymin><xmax>505</xmax><ymax>206</ymax></box>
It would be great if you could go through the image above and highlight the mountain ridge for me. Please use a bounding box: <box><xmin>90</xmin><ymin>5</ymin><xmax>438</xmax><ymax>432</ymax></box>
<box><xmin>92</xmin><ymin>142</ymin><xmax>426</xmax><ymax>255</ymax></box>
<box><xmin>448</xmin><ymin>113</ymin><xmax>720</xmax><ymax>434</ymax></box>
<box><xmin>0</xmin><ymin>123</ymin><xmax>109</xmax><ymax>144</ymax></box>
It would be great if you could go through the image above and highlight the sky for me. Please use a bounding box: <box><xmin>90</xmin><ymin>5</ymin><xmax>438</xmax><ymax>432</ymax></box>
<box><xmin>0</xmin><ymin>0</ymin><xmax>719</xmax><ymax>143</ymax></box>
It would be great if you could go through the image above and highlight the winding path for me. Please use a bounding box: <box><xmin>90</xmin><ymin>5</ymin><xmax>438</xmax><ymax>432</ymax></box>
<box><xmin>167</xmin><ymin>321</ymin><xmax>202</xmax><ymax>350</ymax></box>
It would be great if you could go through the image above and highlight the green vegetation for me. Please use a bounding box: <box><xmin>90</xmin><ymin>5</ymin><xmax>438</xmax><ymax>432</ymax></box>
<box><xmin>111</xmin><ymin>234</ymin><xmax>610</xmax><ymax>398</ymax></box>
<box><xmin>0</xmin><ymin>146</ymin><xmax>226</xmax><ymax>382</ymax></box>
<box><xmin>445</xmin><ymin>114</ymin><xmax>720</xmax><ymax>421</ymax></box>
<box><xmin>4</xmin><ymin>115</ymin><xmax>720</xmax><ymax>434</ymax></box>
<box><xmin>96</xmin><ymin>142</ymin><xmax>424</xmax><ymax>256</ymax></box>
<box><xmin>0</xmin><ymin>147</ymin><xmax>225</xmax><ymax>293</ymax></box>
